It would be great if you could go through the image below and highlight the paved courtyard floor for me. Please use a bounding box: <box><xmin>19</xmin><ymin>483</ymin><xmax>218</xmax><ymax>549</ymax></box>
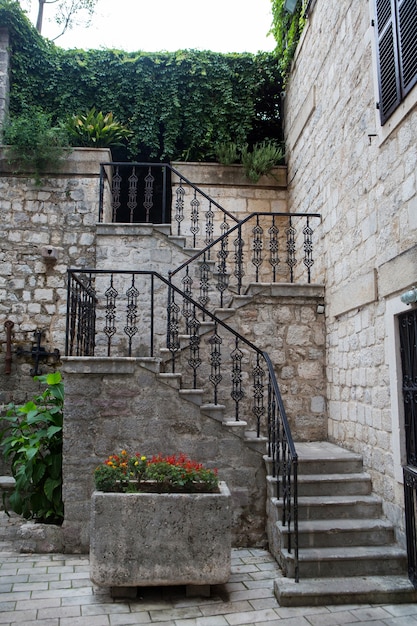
<box><xmin>1</xmin><ymin>514</ymin><xmax>417</xmax><ymax>626</ymax></box>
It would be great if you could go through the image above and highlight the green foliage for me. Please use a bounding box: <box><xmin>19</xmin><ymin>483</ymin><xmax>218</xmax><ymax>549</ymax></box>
<box><xmin>241</xmin><ymin>140</ymin><xmax>284</xmax><ymax>182</ymax></box>
<box><xmin>3</xmin><ymin>108</ymin><xmax>70</xmax><ymax>184</ymax></box>
<box><xmin>214</xmin><ymin>141</ymin><xmax>241</xmax><ymax>165</ymax></box>
<box><xmin>66</xmin><ymin>108</ymin><xmax>132</xmax><ymax>147</ymax></box>
<box><xmin>0</xmin><ymin>1</ymin><xmax>283</xmax><ymax>161</ymax></box>
<box><xmin>0</xmin><ymin>371</ymin><xmax>64</xmax><ymax>524</ymax></box>
<box><xmin>270</xmin><ymin>0</ymin><xmax>306</xmax><ymax>81</ymax></box>
<box><xmin>215</xmin><ymin>139</ymin><xmax>284</xmax><ymax>182</ymax></box>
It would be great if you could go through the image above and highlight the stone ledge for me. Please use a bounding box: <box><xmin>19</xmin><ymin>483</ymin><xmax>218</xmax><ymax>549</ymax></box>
<box><xmin>0</xmin><ymin>147</ymin><xmax>111</xmax><ymax>176</ymax></box>
<box><xmin>171</xmin><ymin>162</ymin><xmax>287</xmax><ymax>188</ymax></box>
<box><xmin>61</xmin><ymin>356</ymin><xmax>158</xmax><ymax>375</ymax></box>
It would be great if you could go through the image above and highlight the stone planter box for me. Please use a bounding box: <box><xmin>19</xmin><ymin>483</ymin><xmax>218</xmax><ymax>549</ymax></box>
<box><xmin>89</xmin><ymin>481</ymin><xmax>232</xmax><ymax>590</ymax></box>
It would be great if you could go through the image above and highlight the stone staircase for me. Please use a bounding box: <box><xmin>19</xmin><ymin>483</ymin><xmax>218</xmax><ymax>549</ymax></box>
<box><xmin>266</xmin><ymin>441</ymin><xmax>417</xmax><ymax>605</ymax></box>
<box><xmin>90</xmin><ymin>220</ymin><xmax>415</xmax><ymax>602</ymax></box>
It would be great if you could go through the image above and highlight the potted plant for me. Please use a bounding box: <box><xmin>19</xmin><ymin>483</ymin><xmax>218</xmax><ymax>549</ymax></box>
<box><xmin>90</xmin><ymin>451</ymin><xmax>232</xmax><ymax>595</ymax></box>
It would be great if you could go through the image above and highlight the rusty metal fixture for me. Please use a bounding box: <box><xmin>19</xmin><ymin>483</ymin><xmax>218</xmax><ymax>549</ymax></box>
<box><xmin>4</xmin><ymin>319</ymin><xmax>14</xmax><ymax>375</ymax></box>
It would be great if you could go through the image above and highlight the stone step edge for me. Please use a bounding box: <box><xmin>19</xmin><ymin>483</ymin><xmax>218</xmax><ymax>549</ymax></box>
<box><xmin>273</xmin><ymin>575</ymin><xmax>417</xmax><ymax>607</ymax></box>
<box><xmin>277</xmin><ymin>517</ymin><xmax>394</xmax><ymax>533</ymax></box>
<box><xmin>270</xmin><ymin>493</ymin><xmax>382</xmax><ymax>508</ymax></box>
<box><xmin>281</xmin><ymin>544</ymin><xmax>407</xmax><ymax>562</ymax></box>
<box><xmin>266</xmin><ymin>472</ymin><xmax>372</xmax><ymax>483</ymax></box>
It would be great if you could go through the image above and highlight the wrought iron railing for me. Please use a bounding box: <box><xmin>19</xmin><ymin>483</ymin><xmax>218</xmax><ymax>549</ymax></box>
<box><xmin>169</xmin><ymin>211</ymin><xmax>321</xmax><ymax>312</ymax></box>
<box><xmin>65</xmin><ymin>268</ymin><xmax>299</xmax><ymax>579</ymax></box>
<box><xmin>403</xmin><ymin>465</ymin><xmax>417</xmax><ymax>589</ymax></box>
<box><xmin>98</xmin><ymin>162</ymin><xmax>239</xmax><ymax>247</ymax></box>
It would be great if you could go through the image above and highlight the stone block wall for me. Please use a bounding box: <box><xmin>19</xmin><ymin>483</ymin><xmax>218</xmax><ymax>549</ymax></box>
<box><xmin>171</xmin><ymin>162</ymin><xmax>288</xmax><ymax>250</ymax></box>
<box><xmin>0</xmin><ymin>148</ymin><xmax>110</xmax><ymax>406</ymax></box>
<box><xmin>284</xmin><ymin>0</ymin><xmax>417</xmax><ymax>541</ymax></box>
<box><xmin>61</xmin><ymin>357</ymin><xmax>267</xmax><ymax>553</ymax></box>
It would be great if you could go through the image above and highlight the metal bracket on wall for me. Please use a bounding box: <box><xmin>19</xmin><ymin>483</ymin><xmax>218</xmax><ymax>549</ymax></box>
<box><xmin>4</xmin><ymin>319</ymin><xmax>14</xmax><ymax>375</ymax></box>
<box><xmin>16</xmin><ymin>329</ymin><xmax>60</xmax><ymax>376</ymax></box>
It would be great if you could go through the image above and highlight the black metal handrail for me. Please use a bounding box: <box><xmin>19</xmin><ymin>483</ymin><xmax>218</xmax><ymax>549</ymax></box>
<box><xmin>65</xmin><ymin>267</ymin><xmax>299</xmax><ymax>580</ymax></box>
<box><xmin>98</xmin><ymin>162</ymin><xmax>239</xmax><ymax>245</ymax></box>
<box><xmin>404</xmin><ymin>465</ymin><xmax>417</xmax><ymax>589</ymax></box>
<box><xmin>169</xmin><ymin>211</ymin><xmax>321</xmax><ymax>312</ymax></box>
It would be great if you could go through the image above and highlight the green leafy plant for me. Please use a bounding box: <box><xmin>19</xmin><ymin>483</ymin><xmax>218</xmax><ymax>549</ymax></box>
<box><xmin>3</xmin><ymin>109</ymin><xmax>70</xmax><ymax>185</ymax></box>
<box><xmin>0</xmin><ymin>371</ymin><xmax>64</xmax><ymax>525</ymax></box>
<box><xmin>241</xmin><ymin>140</ymin><xmax>285</xmax><ymax>183</ymax></box>
<box><xmin>270</xmin><ymin>0</ymin><xmax>306</xmax><ymax>81</ymax></box>
<box><xmin>66</xmin><ymin>108</ymin><xmax>133</xmax><ymax>148</ymax></box>
<box><xmin>94</xmin><ymin>451</ymin><xmax>219</xmax><ymax>494</ymax></box>
<box><xmin>0</xmin><ymin>2</ymin><xmax>283</xmax><ymax>162</ymax></box>
<box><xmin>214</xmin><ymin>142</ymin><xmax>241</xmax><ymax>165</ymax></box>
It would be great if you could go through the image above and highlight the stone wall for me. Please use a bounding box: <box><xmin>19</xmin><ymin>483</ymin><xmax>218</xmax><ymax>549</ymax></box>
<box><xmin>60</xmin><ymin>357</ymin><xmax>268</xmax><ymax>553</ymax></box>
<box><xmin>0</xmin><ymin>148</ymin><xmax>110</xmax><ymax>406</ymax></box>
<box><xmin>284</xmin><ymin>0</ymin><xmax>417</xmax><ymax>542</ymax></box>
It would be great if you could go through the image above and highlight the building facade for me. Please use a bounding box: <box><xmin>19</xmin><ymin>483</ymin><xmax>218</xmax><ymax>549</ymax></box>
<box><xmin>284</xmin><ymin>0</ymin><xmax>417</xmax><ymax>543</ymax></box>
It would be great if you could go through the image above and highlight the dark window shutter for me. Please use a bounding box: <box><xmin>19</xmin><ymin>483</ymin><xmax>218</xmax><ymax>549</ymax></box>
<box><xmin>398</xmin><ymin>0</ymin><xmax>417</xmax><ymax>97</ymax></box>
<box><xmin>375</xmin><ymin>0</ymin><xmax>401</xmax><ymax>124</ymax></box>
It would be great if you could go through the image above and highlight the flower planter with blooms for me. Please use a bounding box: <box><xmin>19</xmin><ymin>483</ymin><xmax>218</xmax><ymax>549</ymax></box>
<box><xmin>93</xmin><ymin>451</ymin><xmax>220</xmax><ymax>493</ymax></box>
<box><xmin>90</xmin><ymin>451</ymin><xmax>232</xmax><ymax>594</ymax></box>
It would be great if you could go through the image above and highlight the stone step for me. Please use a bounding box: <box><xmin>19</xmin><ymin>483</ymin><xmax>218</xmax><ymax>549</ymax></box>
<box><xmin>266</xmin><ymin>473</ymin><xmax>372</xmax><ymax>497</ymax></box>
<box><xmin>281</xmin><ymin>545</ymin><xmax>407</xmax><ymax>579</ymax></box>
<box><xmin>157</xmin><ymin>372</ymin><xmax>182</xmax><ymax>389</ymax></box>
<box><xmin>296</xmin><ymin>472</ymin><xmax>372</xmax><ymax>497</ymax></box>
<box><xmin>264</xmin><ymin>443</ymin><xmax>364</xmax><ymax>476</ymax></box>
<box><xmin>274</xmin><ymin>574</ymin><xmax>417</xmax><ymax>606</ymax></box>
<box><xmin>272</xmin><ymin>493</ymin><xmax>383</xmax><ymax>520</ymax></box>
<box><xmin>278</xmin><ymin>517</ymin><xmax>395</xmax><ymax>548</ymax></box>
<box><xmin>295</xmin><ymin>442</ymin><xmax>364</xmax><ymax>475</ymax></box>
<box><xmin>178</xmin><ymin>388</ymin><xmax>204</xmax><ymax>406</ymax></box>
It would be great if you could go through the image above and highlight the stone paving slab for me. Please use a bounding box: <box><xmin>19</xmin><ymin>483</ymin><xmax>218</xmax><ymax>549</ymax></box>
<box><xmin>1</xmin><ymin>514</ymin><xmax>417</xmax><ymax>625</ymax></box>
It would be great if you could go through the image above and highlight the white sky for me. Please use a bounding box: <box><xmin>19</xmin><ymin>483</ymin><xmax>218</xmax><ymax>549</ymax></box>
<box><xmin>20</xmin><ymin>0</ymin><xmax>276</xmax><ymax>53</ymax></box>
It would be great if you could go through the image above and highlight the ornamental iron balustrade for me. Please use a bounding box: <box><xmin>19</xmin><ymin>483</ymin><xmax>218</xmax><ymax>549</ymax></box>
<box><xmin>170</xmin><ymin>212</ymin><xmax>321</xmax><ymax>314</ymax></box>
<box><xmin>98</xmin><ymin>163</ymin><xmax>239</xmax><ymax>247</ymax></box>
<box><xmin>65</xmin><ymin>268</ymin><xmax>299</xmax><ymax>581</ymax></box>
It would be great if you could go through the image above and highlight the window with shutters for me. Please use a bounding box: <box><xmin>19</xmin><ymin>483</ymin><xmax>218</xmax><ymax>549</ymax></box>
<box><xmin>374</xmin><ymin>0</ymin><xmax>417</xmax><ymax>125</ymax></box>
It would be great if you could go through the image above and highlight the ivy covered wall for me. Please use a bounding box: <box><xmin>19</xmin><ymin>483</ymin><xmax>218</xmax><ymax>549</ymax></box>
<box><xmin>0</xmin><ymin>0</ymin><xmax>283</xmax><ymax>161</ymax></box>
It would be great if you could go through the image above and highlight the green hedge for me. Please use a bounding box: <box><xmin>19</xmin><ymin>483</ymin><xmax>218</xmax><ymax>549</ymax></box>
<box><xmin>0</xmin><ymin>0</ymin><xmax>283</xmax><ymax>161</ymax></box>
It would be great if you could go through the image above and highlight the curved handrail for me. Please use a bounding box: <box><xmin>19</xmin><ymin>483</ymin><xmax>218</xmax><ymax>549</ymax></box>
<box><xmin>66</xmin><ymin>267</ymin><xmax>300</xmax><ymax>581</ymax></box>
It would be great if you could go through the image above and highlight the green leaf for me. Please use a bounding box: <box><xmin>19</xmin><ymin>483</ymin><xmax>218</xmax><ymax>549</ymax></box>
<box><xmin>44</xmin><ymin>477</ymin><xmax>61</xmax><ymax>502</ymax></box>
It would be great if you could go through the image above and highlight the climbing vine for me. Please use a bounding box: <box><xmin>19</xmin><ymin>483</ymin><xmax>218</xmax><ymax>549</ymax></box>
<box><xmin>0</xmin><ymin>0</ymin><xmax>283</xmax><ymax>161</ymax></box>
<box><xmin>269</xmin><ymin>0</ymin><xmax>306</xmax><ymax>82</ymax></box>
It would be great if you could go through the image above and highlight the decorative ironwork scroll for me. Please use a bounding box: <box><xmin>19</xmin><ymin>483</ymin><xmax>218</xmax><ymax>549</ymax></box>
<box><xmin>216</xmin><ymin>219</ymin><xmax>230</xmax><ymax>308</ymax></box>
<box><xmin>303</xmin><ymin>216</ymin><xmax>314</xmax><ymax>282</ymax></box>
<box><xmin>124</xmin><ymin>277</ymin><xmax>139</xmax><ymax>356</ymax></box>
<box><xmin>104</xmin><ymin>275</ymin><xmax>118</xmax><ymax>356</ymax></box>
<box><xmin>253</xmin><ymin>353</ymin><xmax>265</xmax><ymax>437</ymax></box>
<box><xmin>231</xmin><ymin>337</ymin><xmax>244</xmax><ymax>421</ymax></box>
<box><xmin>205</xmin><ymin>202</ymin><xmax>215</xmax><ymax>255</ymax></box>
<box><xmin>208</xmin><ymin>324</ymin><xmax>222</xmax><ymax>405</ymax></box>
<box><xmin>233</xmin><ymin>225</ymin><xmax>244</xmax><ymax>295</ymax></box>
<box><xmin>144</xmin><ymin>167</ymin><xmax>154</xmax><ymax>222</ymax></box>
<box><xmin>190</xmin><ymin>191</ymin><xmax>200</xmax><ymax>248</ymax></box>
<box><xmin>286</xmin><ymin>216</ymin><xmax>297</xmax><ymax>281</ymax></box>
<box><xmin>167</xmin><ymin>288</ymin><xmax>180</xmax><ymax>372</ymax></box>
<box><xmin>175</xmin><ymin>179</ymin><xmax>185</xmax><ymax>235</ymax></box>
<box><xmin>111</xmin><ymin>166</ymin><xmax>122</xmax><ymax>222</ymax></box>
<box><xmin>268</xmin><ymin>218</ymin><xmax>280</xmax><ymax>282</ymax></box>
<box><xmin>252</xmin><ymin>217</ymin><xmax>263</xmax><ymax>282</ymax></box>
<box><xmin>188</xmin><ymin>306</ymin><xmax>201</xmax><ymax>388</ymax></box>
<box><xmin>199</xmin><ymin>253</ymin><xmax>211</xmax><ymax>317</ymax></box>
<box><xmin>127</xmin><ymin>167</ymin><xmax>138</xmax><ymax>223</ymax></box>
